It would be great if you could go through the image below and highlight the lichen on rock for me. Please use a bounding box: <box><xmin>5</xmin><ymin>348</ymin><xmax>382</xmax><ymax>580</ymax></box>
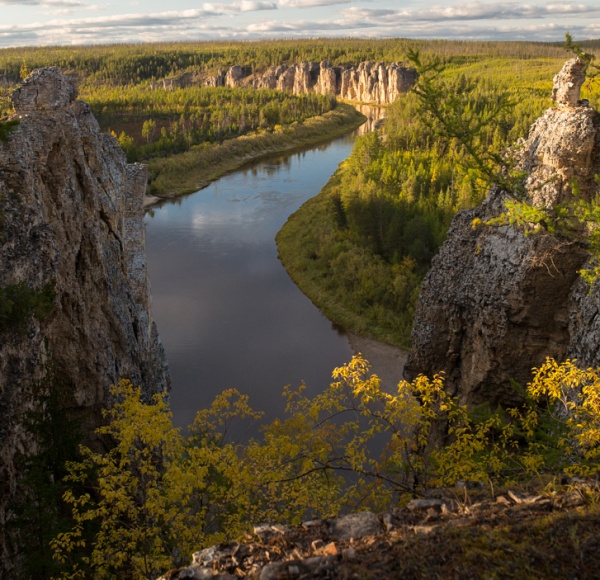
<box><xmin>551</xmin><ymin>57</ymin><xmax>587</xmax><ymax>106</ymax></box>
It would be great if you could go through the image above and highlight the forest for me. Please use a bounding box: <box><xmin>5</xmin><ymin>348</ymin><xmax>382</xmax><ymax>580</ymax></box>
<box><xmin>1</xmin><ymin>43</ymin><xmax>337</xmax><ymax>191</ymax></box>
<box><xmin>2</xmin><ymin>38</ymin><xmax>592</xmax><ymax>86</ymax></box>
<box><xmin>2</xmin><ymin>38</ymin><xmax>598</xmax><ymax>202</ymax></box>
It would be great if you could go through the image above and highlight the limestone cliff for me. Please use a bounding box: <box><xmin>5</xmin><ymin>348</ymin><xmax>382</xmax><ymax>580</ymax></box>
<box><xmin>152</xmin><ymin>61</ymin><xmax>417</xmax><ymax>105</ymax></box>
<box><xmin>405</xmin><ymin>58</ymin><xmax>600</xmax><ymax>408</ymax></box>
<box><xmin>0</xmin><ymin>68</ymin><xmax>169</xmax><ymax>566</ymax></box>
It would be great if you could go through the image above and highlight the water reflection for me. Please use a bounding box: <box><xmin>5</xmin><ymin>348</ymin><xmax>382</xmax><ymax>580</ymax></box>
<box><xmin>354</xmin><ymin>104</ymin><xmax>386</xmax><ymax>134</ymax></box>
<box><xmin>146</xmin><ymin>133</ymin><xmax>363</xmax><ymax>435</ymax></box>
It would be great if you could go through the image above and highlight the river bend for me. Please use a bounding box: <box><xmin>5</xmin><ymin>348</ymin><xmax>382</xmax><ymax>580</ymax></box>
<box><xmin>145</xmin><ymin>133</ymin><xmax>368</xmax><ymax>434</ymax></box>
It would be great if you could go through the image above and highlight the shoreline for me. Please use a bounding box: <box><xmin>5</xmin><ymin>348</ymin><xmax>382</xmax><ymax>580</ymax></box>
<box><xmin>143</xmin><ymin>103</ymin><xmax>366</xmax><ymax>208</ymax></box>
<box><xmin>348</xmin><ymin>333</ymin><xmax>409</xmax><ymax>393</ymax></box>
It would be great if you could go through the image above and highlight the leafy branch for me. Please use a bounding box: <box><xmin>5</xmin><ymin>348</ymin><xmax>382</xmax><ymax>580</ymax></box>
<box><xmin>565</xmin><ymin>32</ymin><xmax>597</xmax><ymax>69</ymax></box>
<box><xmin>51</xmin><ymin>354</ymin><xmax>600</xmax><ymax>576</ymax></box>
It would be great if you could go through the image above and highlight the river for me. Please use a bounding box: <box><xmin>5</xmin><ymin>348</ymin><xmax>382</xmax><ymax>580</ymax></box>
<box><xmin>145</xmin><ymin>107</ymin><xmax>397</xmax><ymax>436</ymax></box>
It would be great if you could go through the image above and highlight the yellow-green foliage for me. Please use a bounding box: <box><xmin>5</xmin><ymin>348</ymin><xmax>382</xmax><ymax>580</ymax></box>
<box><xmin>415</xmin><ymin>357</ymin><xmax>600</xmax><ymax>485</ymax></box>
<box><xmin>0</xmin><ymin>39</ymin><xmax>580</xmax><ymax>87</ymax></box>
<box><xmin>529</xmin><ymin>358</ymin><xmax>600</xmax><ymax>476</ymax></box>
<box><xmin>87</xmin><ymin>85</ymin><xmax>335</xmax><ymax>162</ymax></box>
<box><xmin>52</xmin><ymin>356</ymin><xmax>600</xmax><ymax>577</ymax></box>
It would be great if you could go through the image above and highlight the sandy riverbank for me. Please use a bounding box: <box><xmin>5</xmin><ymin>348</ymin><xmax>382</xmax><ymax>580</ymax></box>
<box><xmin>347</xmin><ymin>333</ymin><xmax>409</xmax><ymax>392</ymax></box>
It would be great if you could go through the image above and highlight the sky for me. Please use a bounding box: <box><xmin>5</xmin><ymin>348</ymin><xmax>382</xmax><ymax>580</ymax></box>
<box><xmin>0</xmin><ymin>0</ymin><xmax>599</xmax><ymax>48</ymax></box>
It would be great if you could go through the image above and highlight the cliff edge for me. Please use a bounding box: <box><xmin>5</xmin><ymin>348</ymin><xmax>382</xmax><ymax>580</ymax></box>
<box><xmin>405</xmin><ymin>57</ymin><xmax>600</xmax><ymax>408</ymax></box>
<box><xmin>153</xmin><ymin>60</ymin><xmax>417</xmax><ymax>105</ymax></box>
<box><xmin>0</xmin><ymin>68</ymin><xmax>169</xmax><ymax>567</ymax></box>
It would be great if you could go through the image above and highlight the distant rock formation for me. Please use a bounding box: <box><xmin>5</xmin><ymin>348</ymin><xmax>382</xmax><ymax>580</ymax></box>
<box><xmin>151</xmin><ymin>61</ymin><xmax>417</xmax><ymax>105</ymax></box>
<box><xmin>0</xmin><ymin>68</ymin><xmax>169</xmax><ymax>566</ymax></box>
<box><xmin>405</xmin><ymin>57</ymin><xmax>600</xmax><ymax>408</ymax></box>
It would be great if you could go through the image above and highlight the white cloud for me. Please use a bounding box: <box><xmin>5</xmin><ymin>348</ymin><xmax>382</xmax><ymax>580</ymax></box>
<box><xmin>202</xmin><ymin>1</ymin><xmax>276</xmax><ymax>13</ymax></box>
<box><xmin>1</xmin><ymin>1</ymin><xmax>598</xmax><ymax>47</ymax></box>
<box><xmin>239</xmin><ymin>0</ymin><xmax>276</xmax><ymax>10</ymax></box>
<box><xmin>278</xmin><ymin>0</ymin><xmax>350</xmax><ymax>8</ymax></box>
<box><xmin>404</xmin><ymin>2</ymin><xmax>599</xmax><ymax>22</ymax></box>
<box><xmin>0</xmin><ymin>0</ymin><xmax>89</xmax><ymax>5</ymax></box>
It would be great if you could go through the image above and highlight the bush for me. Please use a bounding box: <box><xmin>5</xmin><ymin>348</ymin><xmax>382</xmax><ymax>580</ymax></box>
<box><xmin>52</xmin><ymin>356</ymin><xmax>600</xmax><ymax>577</ymax></box>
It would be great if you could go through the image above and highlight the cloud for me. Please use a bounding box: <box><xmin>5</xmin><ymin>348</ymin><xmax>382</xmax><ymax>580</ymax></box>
<box><xmin>397</xmin><ymin>2</ymin><xmax>600</xmax><ymax>22</ymax></box>
<box><xmin>336</xmin><ymin>2</ymin><xmax>600</xmax><ymax>33</ymax></box>
<box><xmin>202</xmin><ymin>1</ymin><xmax>276</xmax><ymax>13</ymax></box>
<box><xmin>0</xmin><ymin>0</ymin><xmax>89</xmax><ymax>5</ymax></box>
<box><xmin>0</xmin><ymin>9</ymin><xmax>219</xmax><ymax>46</ymax></box>
<box><xmin>238</xmin><ymin>0</ymin><xmax>277</xmax><ymax>10</ymax></box>
<box><xmin>1</xmin><ymin>1</ymin><xmax>599</xmax><ymax>47</ymax></box>
<box><xmin>246</xmin><ymin>18</ymin><xmax>366</xmax><ymax>33</ymax></box>
<box><xmin>278</xmin><ymin>0</ymin><xmax>350</xmax><ymax>8</ymax></box>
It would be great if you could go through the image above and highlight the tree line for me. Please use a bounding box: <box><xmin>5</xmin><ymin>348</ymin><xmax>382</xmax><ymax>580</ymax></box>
<box><xmin>0</xmin><ymin>38</ymin><xmax>585</xmax><ymax>87</ymax></box>
<box><xmin>92</xmin><ymin>85</ymin><xmax>335</xmax><ymax>162</ymax></box>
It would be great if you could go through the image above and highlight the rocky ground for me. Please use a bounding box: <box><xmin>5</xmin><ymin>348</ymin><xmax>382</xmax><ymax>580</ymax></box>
<box><xmin>160</xmin><ymin>479</ymin><xmax>600</xmax><ymax>579</ymax></box>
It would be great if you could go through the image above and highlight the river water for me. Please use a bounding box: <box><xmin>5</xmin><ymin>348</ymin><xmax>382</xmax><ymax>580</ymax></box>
<box><xmin>145</xmin><ymin>109</ymin><xmax>382</xmax><ymax>435</ymax></box>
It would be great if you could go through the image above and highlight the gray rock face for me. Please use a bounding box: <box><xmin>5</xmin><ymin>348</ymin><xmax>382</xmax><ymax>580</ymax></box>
<box><xmin>225</xmin><ymin>65</ymin><xmax>251</xmax><ymax>87</ymax></box>
<box><xmin>518</xmin><ymin>104</ymin><xmax>600</xmax><ymax>208</ymax></box>
<box><xmin>0</xmin><ymin>68</ymin><xmax>169</xmax><ymax>566</ymax></box>
<box><xmin>327</xmin><ymin>511</ymin><xmax>382</xmax><ymax>540</ymax></box>
<box><xmin>152</xmin><ymin>61</ymin><xmax>417</xmax><ymax>105</ymax></box>
<box><xmin>406</xmin><ymin>59</ymin><xmax>600</xmax><ymax>408</ymax></box>
<box><xmin>568</xmin><ymin>275</ymin><xmax>600</xmax><ymax>366</ymax></box>
<box><xmin>552</xmin><ymin>57</ymin><xmax>587</xmax><ymax>106</ymax></box>
<box><xmin>338</xmin><ymin>61</ymin><xmax>417</xmax><ymax>104</ymax></box>
<box><xmin>317</xmin><ymin>61</ymin><xmax>338</xmax><ymax>96</ymax></box>
<box><xmin>405</xmin><ymin>189</ymin><xmax>587</xmax><ymax>408</ymax></box>
<box><xmin>11</xmin><ymin>66</ymin><xmax>77</xmax><ymax>112</ymax></box>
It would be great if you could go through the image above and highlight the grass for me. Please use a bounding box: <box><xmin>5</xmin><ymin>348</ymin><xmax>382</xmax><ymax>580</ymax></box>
<box><xmin>276</xmin><ymin>167</ymin><xmax>414</xmax><ymax>349</ymax></box>
<box><xmin>146</xmin><ymin>103</ymin><xmax>365</xmax><ymax>200</ymax></box>
<box><xmin>379</xmin><ymin>500</ymin><xmax>600</xmax><ymax>579</ymax></box>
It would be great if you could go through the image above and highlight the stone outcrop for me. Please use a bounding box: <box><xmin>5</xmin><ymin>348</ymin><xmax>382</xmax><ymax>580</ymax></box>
<box><xmin>158</xmin><ymin>484</ymin><xmax>592</xmax><ymax>579</ymax></box>
<box><xmin>552</xmin><ymin>57</ymin><xmax>587</xmax><ymax>106</ymax></box>
<box><xmin>405</xmin><ymin>58</ymin><xmax>600</xmax><ymax>409</ymax></box>
<box><xmin>338</xmin><ymin>61</ymin><xmax>417</xmax><ymax>104</ymax></box>
<box><xmin>151</xmin><ymin>61</ymin><xmax>417</xmax><ymax>105</ymax></box>
<box><xmin>0</xmin><ymin>68</ymin><xmax>169</xmax><ymax>567</ymax></box>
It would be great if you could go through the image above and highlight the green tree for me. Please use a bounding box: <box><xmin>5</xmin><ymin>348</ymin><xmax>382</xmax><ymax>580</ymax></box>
<box><xmin>141</xmin><ymin>119</ymin><xmax>157</xmax><ymax>143</ymax></box>
<box><xmin>0</xmin><ymin>118</ymin><xmax>19</xmax><ymax>143</ymax></box>
<box><xmin>405</xmin><ymin>47</ymin><xmax>524</xmax><ymax>199</ymax></box>
<box><xmin>9</xmin><ymin>363</ymin><xmax>84</xmax><ymax>579</ymax></box>
<box><xmin>0</xmin><ymin>282</ymin><xmax>54</xmax><ymax>334</ymax></box>
<box><xmin>19</xmin><ymin>59</ymin><xmax>30</xmax><ymax>80</ymax></box>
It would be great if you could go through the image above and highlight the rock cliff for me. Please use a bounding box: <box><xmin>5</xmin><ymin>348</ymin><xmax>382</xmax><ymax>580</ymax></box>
<box><xmin>0</xmin><ymin>68</ymin><xmax>169</xmax><ymax>566</ymax></box>
<box><xmin>405</xmin><ymin>57</ymin><xmax>600</xmax><ymax>408</ymax></box>
<box><xmin>152</xmin><ymin>61</ymin><xmax>417</xmax><ymax>105</ymax></box>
